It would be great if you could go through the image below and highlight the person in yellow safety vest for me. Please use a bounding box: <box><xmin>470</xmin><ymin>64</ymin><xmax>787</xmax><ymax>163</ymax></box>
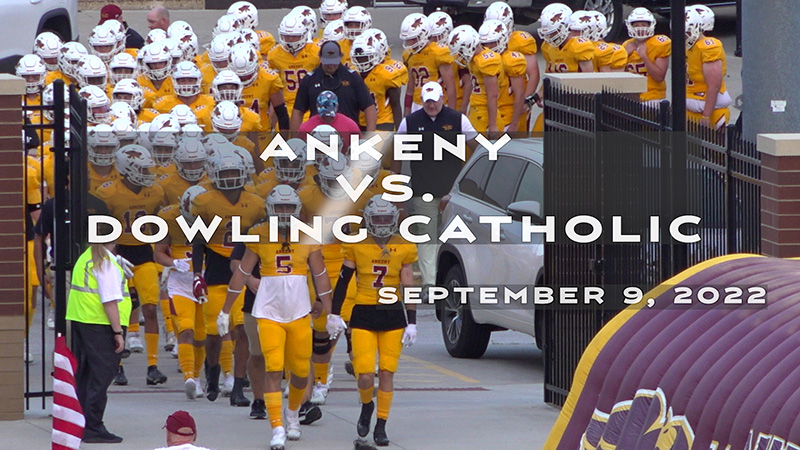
<box><xmin>66</xmin><ymin>237</ymin><xmax>133</xmax><ymax>444</ymax></box>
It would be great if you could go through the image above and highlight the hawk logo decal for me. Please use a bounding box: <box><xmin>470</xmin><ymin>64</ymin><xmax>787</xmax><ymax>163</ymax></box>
<box><xmin>412</xmin><ymin>17</ymin><xmax>424</xmax><ymax>29</ymax></box>
<box><xmin>551</xmin><ymin>13</ymin><xmax>563</xmax><ymax>23</ymax></box>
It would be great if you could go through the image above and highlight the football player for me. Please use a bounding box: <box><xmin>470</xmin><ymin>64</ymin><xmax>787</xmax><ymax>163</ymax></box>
<box><xmin>228</xmin><ymin>1</ymin><xmax>276</xmax><ymax>60</ymax></box>
<box><xmin>33</xmin><ymin>32</ymin><xmax>64</xmax><ymax>85</ymax></box>
<box><xmin>109</xmin><ymin>53</ymin><xmax>140</xmax><ymax>86</ymax></box>
<box><xmin>428</xmin><ymin>12</ymin><xmax>470</xmax><ymax>114</ymax></box>
<box><xmin>79</xmin><ymin>85</ymin><xmax>113</xmax><ymax>126</ymax></box>
<box><xmin>94</xmin><ymin>144</ymin><xmax>168</xmax><ymax>386</ymax></box>
<box><xmin>623</xmin><ymin>7</ymin><xmax>671</xmax><ymax>103</ymax></box>
<box><xmin>401</xmin><ymin>13</ymin><xmax>457</xmax><ymax>112</ymax></box>
<box><xmin>582</xmin><ymin>10</ymin><xmax>627</xmax><ymax>72</ymax></box>
<box><xmin>88</xmin><ymin>23</ymin><xmax>121</xmax><ymax>64</ymax></box>
<box><xmin>320</xmin><ymin>0</ymin><xmax>348</xmax><ymax>29</ymax></box>
<box><xmin>539</xmin><ymin>4</ymin><xmax>594</xmax><ymax>74</ymax></box>
<box><xmin>218</xmin><ymin>184</ymin><xmax>333</xmax><ymax>449</ymax></box>
<box><xmin>449</xmin><ymin>25</ymin><xmax>502</xmax><ymax>136</ymax></box>
<box><xmin>75</xmin><ymin>55</ymin><xmax>110</xmax><ymax>94</ymax></box>
<box><xmin>147</xmin><ymin>114</ymin><xmax>180</xmax><ymax>177</ymax></box>
<box><xmin>112</xmin><ymin>79</ymin><xmax>145</xmax><ymax>120</ymax></box>
<box><xmin>255</xmin><ymin>138</ymin><xmax>313</xmax><ymax>197</ymax></box>
<box><xmin>479</xmin><ymin>20</ymin><xmax>527</xmax><ymax>134</ymax></box>
<box><xmin>351</xmin><ymin>29</ymin><xmax>408</xmax><ymax>131</ymax></box>
<box><xmin>321</xmin><ymin>20</ymin><xmax>346</xmax><ymax>45</ymax></box>
<box><xmin>57</xmin><ymin>42</ymin><xmax>88</xmax><ymax>85</ymax></box>
<box><xmin>685</xmin><ymin>6</ymin><xmax>731</xmax><ymax>129</ymax></box>
<box><xmin>267</xmin><ymin>13</ymin><xmax>318</xmax><ymax>124</ymax></box>
<box><xmin>142</xmin><ymin>61</ymin><xmax>214</xmax><ymax>131</ymax></box>
<box><xmin>292</xmin><ymin>5</ymin><xmax>320</xmax><ymax>44</ymax></box>
<box><xmin>201</xmin><ymin>32</ymin><xmax>239</xmax><ymax>90</ymax></box>
<box><xmin>332</xmin><ymin>195</ymin><xmax>418</xmax><ymax>447</ymax></box>
<box><xmin>16</xmin><ymin>55</ymin><xmax>47</xmax><ymax>107</ymax></box>
<box><xmin>87</xmin><ymin>124</ymin><xmax>121</xmax><ymax>193</ymax></box>
<box><xmin>230</xmin><ymin>43</ymin><xmax>288</xmax><ymax>134</ymax></box>
<box><xmin>154</xmin><ymin>185</ymin><xmax>208</xmax><ymax>400</ymax></box>
<box><xmin>191</xmin><ymin>146</ymin><xmax>265</xmax><ymax>402</ymax></box>
<box><xmin>340</xmin><ymin>6</ymin><xmax>373</xmax><ymax>66</ymax></box>
<box><xmin>137</xmin><ymin>43</ymin><xmax>175</xmax><ymax>109</ymax></box>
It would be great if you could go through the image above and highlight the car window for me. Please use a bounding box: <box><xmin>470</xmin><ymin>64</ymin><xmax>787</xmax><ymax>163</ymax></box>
<box><xmin>514</xmin><ymin>162</ymin><xmax>544</xmax><ymax>205</ymax></box>
<box><xmin>458</xmin><ymin>155</ymin><xmax>493</xmax><ymax>200</ymax></box>
<box><xmin>484</xmin><ymin>155</ymin><xmax>524</xmax><ymax>210</ymax></box>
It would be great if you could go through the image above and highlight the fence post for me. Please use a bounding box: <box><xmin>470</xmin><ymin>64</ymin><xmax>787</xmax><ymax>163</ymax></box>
<box><xmin>757</xmin><ymin>134</ymin><xmax>800</xmax><ymax>257</ymax></box>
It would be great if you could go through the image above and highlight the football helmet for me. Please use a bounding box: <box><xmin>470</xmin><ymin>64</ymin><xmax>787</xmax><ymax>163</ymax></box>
<box><xmin>365</xmin><ymin>28</ymin><xmax>389</xmax><ymax>60</ymax></box>
<box><xmin>173</xmin><ymin>30</ymin><xmax>199</xmax><ymax>62</ymax></box>
<box><xmin>42</xmin><ymin>82</ymin><xmax>69</xmax><ymax>121</ymax></box>
<box><xmin>267</xmin><ymin>184</ymin><xmax>302</xmax><ymax>228</ymax></box>
<box><xmin>350</xmin><ymin>32</ymin><xmax>382</xmax><ymax>73</ymax></box>
<box><xmin>180</xmin><ymin>185</ymin><xmax>207</xmax><ymax>222</ymax></box>
<box><xmin>342</xmin><ymin>6</ymin><xmax>372</xmax><ymax>39</ymax></box>
<box><xmin>213</xmin><ymin>14</ymin><xmax>242</xmax><ymax>38</ymax></box>
<box><xmin>568</xmin><ymin>10</ymin><xmax>594</xmax><ymax>38</ymax></box>
<box><xmin>400</xmin><ymin>13</ymin><xmax>429</xmax><ymax>54</ymax></box>
<box><xmin>162</xmin><ymin>37</ymin><xmax>183</xmax><ymax>66</ymax></box>
<box><xmin>116</xmin><ymin>144</ymin><xmax>157</xmax><ymax>186</ymax></box>
<box><xmin>427</xmin><ymin>11</ymin><xmax>453</xmax><ymax>42</ymax></box>
<box><xmin>227</xmin><ymin>43</ymin><xmax>259</xmax><ymax>87</ymax></box>
<box><xmin>317</xmin><ymin>153</ymin><xmax>352</xmax><ymax>199</ymax></box>
<box><xmin>320</xmin><ymin>0</ymin><xmax>348</xmax><ymax>24</ymax></box>
<box><xmin>175</xmin><ymin>137</ymin><xmax>207</xmax><ymax>181</ymax></box>
<box><xmin>291</xmin><ymin>5</ymin><xmax>318</xmax><ymax>40</ymax></box>
<box><xmin>110</xmin><ymin>101</ymin><xmax>137</xmax><ymax>124</ymax></box>
<box><xmin>149</xmin><ymin>113</ymin><xmax>180</xmax><ymax>138</ymax></box>
<box><xmin>88</xmin><ymin>24</ymin><xmax>119</xmax><ymax>63</ymax></box>
<box><xmin>479</xmin><ymin>19</ymin><xmax>508</xmax><ymax>54</ymax></box>
<box><xmin>150</xmin><ymin>129</ymin><xmax>179</xmax><ymax>165</ymax></box>
<box><xmin>33</xmin><ymin>32</ymin><xmax>63</xmax><ymax>71</ymax></box>
<box><xmin>538</xmin><ymin>3</ymin><xmax>572</xmax><ymax>47</ymax></box>
<box><xmin>141</xmin><ymin>43</ymin><xmax>173</xmax><ymax>81</ymax></box>
<box><xmin>685</xmin><ymin>7</ymin><xmax>705</xmax><ymax>49</ymax></box>
<box><xmin>309</xmin><ymin>124</ymin><xmax>343</xmax><ymax>162</ymax></box>
<box><xmin>137</xmin><ymin>122</ymin><xmax>153</xmax><ymax>149</ymax></box>
<box><xmin>232</xmin><ymin>145</ymin><xmax>256</xmax><ymax>175</ymax></box>
<box><xmin>363</xmin><ymin>194</ymin><xmax>399</xmax><ymax>238</ymax></box>
<box><xmin>275</xmin><ymin>138</ymin><xmax>308</xmax><ymax>183</ymax></box>
<box><xmin>353</xmin><ymin>150</ymin><xmax>381</xmax><ymax>181</ymax></box>
<box><xmin>103</xmin><ymin>20</ymin><xmax>127</xmax><ymax>56</ymax></box>
<box><xmin>209</xmin><ymin>145</ymin><xmax>248</xmax><ymax>190</ymax></box>
<box><xmin>59</xmin><ymin>42</ymin><xmax>88</xmax><ymax>79</ymax></box>
<box><xmin>172</xmin><ymin>61</ymin><xmax>202</xmax><ymax>97</ymax></box>
<box><xmin>75</xmin><ymin>54</ymin><xmax>109</xmax><ymax>90</ymax></box>
<box><xmin>279</xmin><ymin>12</ymin><xmax>309</xmax><ymax>53</ymax></box>
<box><xmin>109</xmin><ymin>52</ymin><xmax>138</xmax><ymax>84</ymax></box>
<box><xmin>211</xmin><ymin>101</ymin><xmax>243</xmax><ymax>140</ymax></box>
<box><xmin>228</xmin><ymin>1</ymin><xmax>259</xmax><ymax>30</ymax></box>
<box><xmin>484</xmin><ymin>1</ymin><xmax>514</xmax><ymax>33</ymax></box>
<box><xmin>211</xmin><ymin>70</ymin><xmax>243</xmax><ymax>103</ymax></box>
<box><xmin>146</xmin><ymin>28</ymin><xmax>167</xmax><ymax>45</ymax></box>
<box><xmin>687</xmin><ymin>4</ymin><xmax>714</xmax><ymax>32</ymax></box>
<box><xmin>626</xmin><ymin>7</ymin><xmax>655</xmax><ymax>40</ymax></box>
<box><xmin>208</xmin><ymin>32</ymin><xmax>238</xmax><ymax>72</ymax></box>
<box><xmin>167</xmin><ymin>20</ymin><xmax>194</xmax><ymax>38</ymax></box>
<box><xmin>448</xmin><ymin>25</ymin><xmax>480</xmax><ymax>68</ymax></box>
<box><xmin>322</xmin><ymin>19</ymin><xmax>346</xmax><ymax>43</ymax></box>
<box><xmin>112</xmin><ymin>78</ymin><xmax>144</xmax><ymax>110</ymax></box>
<box><xmin>79</xmin><ymin>85</ymin><xmax>112</xmax><ymax>124</ymax></box>
<box><xmin>15</xmin><ymin>54</ymin><xmax>46</xmax><ymax>94</ymax></box>
<box><xmin>170</xmin><ymin>104</ymin><xmax>198</xmax><ymax>126</ymax></box>
<box><xmin>237</xmin><ymin>28</ymin><xmax>261</xmax><ymax>53</ymax></box>
<box><xmin>585</xmin><ymin>10</ymin><xmax>608</xmax><ymax>41</ymax></box>
<box><xmin>181</xmin><ymin>123</ymin><xmax>204</xmax><ymax>140</ymax></box>
<box><xmin>87</xmin><ymin>124</ymin><xmax>120</xmax><ymax>166</ymax></box>
<box><xmin>111</xmin><ymin>118</ymin><xmax>137</xmax><ymax>146</ymax></box>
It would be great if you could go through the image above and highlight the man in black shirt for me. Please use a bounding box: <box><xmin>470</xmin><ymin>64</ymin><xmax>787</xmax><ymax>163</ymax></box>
<box><xmin>99</xmin><ymin>4</ymin><xmax>144</xmax><ymax>49</ymax></box>
<box><xmin>291</xmin><ymin>41</ymin><xmax>376</xmax><ymax>132</ymax></box>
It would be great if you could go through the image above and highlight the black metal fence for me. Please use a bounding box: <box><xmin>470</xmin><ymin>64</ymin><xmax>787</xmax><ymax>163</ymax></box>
<box><xmin>541</xmin><ymin>79</ymin><xmax>761</xmax><ymax>407</ymax></box>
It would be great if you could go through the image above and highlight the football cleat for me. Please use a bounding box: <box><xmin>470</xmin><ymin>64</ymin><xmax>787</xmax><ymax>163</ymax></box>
<box><xmin>185</xmin><ymin>378</ymin><xmax>198</xmax><ymax>400</ymax></box>
<box><xmin>285</xmin><ymin>408</ymin><xmax>301</xmax><ymax>440</ymax></box>
<box><xmin>270</xmin><ymin>426</ymin><xmax>286</xmax><ymax>450</ymax></box>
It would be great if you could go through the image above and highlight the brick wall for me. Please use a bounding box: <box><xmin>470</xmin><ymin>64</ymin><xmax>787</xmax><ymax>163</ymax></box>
<box><xmin>0</xmin><ymin>74</ymin><xmax>26</xmax><ymax>420</ymax></box>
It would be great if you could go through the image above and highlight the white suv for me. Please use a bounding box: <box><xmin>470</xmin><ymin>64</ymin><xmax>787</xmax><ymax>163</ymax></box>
<box><xmin>0</xmin><ymin>0</ymin><xmax>79</xmax><ymax>73</ymax></box>
<box><xmin>436</xmin><ymin>138</ymin><xmax>545</xmax><ymax>358</ymax></box>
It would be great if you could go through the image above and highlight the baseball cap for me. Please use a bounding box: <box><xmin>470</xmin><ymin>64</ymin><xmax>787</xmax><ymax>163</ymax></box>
<box><xmin>421</xmin><ymin>81</ymin><xmax>443</xmax><ymax>102</ymax></box>
<box><xmin>317</xmin><ymin>91</ymin><xmax>338</xmax><ymax>118</ymax></box>
<box><xmin>319</xmin><ymin>41</ymin><xmax>342</xmax><ymax>65</ymax></box>
<box><xmin>163</xmin><ymin>411</ymin><xmax>196</xmax><ymax>437</ymax></box>
<box><xmin>99</xmin><ymin>4</ymin><xmax>123</xmax><ymax>25</ymax></box>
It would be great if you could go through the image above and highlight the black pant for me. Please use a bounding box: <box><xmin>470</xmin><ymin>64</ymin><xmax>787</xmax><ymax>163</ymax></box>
<box><xmin>71</xmin><ymin>322</ymin><xmax>124</xmax><ymax>435</ymax></box>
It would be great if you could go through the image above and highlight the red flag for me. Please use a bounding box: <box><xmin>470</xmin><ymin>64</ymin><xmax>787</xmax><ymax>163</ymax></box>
<box><xmin>52</xmin><ymin>335</ymin><xmax>84</xmax><ymax>450</ymax></box>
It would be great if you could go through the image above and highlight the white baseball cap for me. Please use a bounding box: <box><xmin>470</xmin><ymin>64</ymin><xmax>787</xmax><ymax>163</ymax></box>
<box><xmin>421</xmin><ymin>81</ymin><xmax>443</xmax><ymax>102</ymax></box>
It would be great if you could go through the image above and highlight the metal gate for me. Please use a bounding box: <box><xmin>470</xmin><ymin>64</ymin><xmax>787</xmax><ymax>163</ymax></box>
<box><xmin>23</xmin><ymin>79</ymin><xmax>87</xmax><ymax>408</ymax></box>
<box><xmin>541</xmin><ymin>79</ymin><xmax>761</xmax><ymax>407</ymax></box>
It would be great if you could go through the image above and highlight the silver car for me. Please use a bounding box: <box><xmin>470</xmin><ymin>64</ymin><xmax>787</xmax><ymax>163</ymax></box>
<box><xmin>436</xmin><ymin>138</ymin><xmax>545</xmax><ymax>358</ymax></box>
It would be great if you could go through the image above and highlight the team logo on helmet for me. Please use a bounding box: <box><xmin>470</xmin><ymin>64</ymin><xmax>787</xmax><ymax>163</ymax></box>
<box><xmin>239</xmin><ymin>5</ymin><xmax>250</xmax><ymax>12</ymax></box>
<box><xmin>551</xmin><ymin>13</ymin><xmax>563</xmax><ymax>23</ymax></box>
<box><xmin>495</xmin><ymin>24</ymin><xmax>504</xmax><ymax>33</ymax></box>
<box><xmin>412</xmin><ymin>17</ymin><xmax>424</xmax><ymax>29</ymax></box>
<box><xmin>436</xmin><ymin>17</ymin><xmax>448</xmax><ymax>27</ymax></box>
<box><xmin>580</xmin><ymin>15</ymin><xmax>592</xmax><ymax>23</ymax></box>
<box><xmin>126</xmin><ymin>149</ymin><xmax>143</xmax><ymax>159</ymax></box>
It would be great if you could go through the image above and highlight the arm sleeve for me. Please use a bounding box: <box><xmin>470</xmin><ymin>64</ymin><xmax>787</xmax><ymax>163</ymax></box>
<box><xmin>293</xmin><ymin>75</ymin><xmax>311</xmax><ymax>114</ymax></box>
<box><xmin>93</xmin><ymin>259</ymin><xmax>124</xmax><ymax>304</ymax></box>
<box><xmin>331</xmin><ymin>265</ymin><xmax>355</xmax><ymax>315</ymax></box>
<box><xmin>230</xmin><ymin>243</ymin><xmax>247</xmax><ymax>262</ymax></box>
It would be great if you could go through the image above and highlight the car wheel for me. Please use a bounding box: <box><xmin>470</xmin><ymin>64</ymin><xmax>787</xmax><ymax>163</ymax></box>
<box><xmin>440</xmin><ymin>265</ymin><xmax>491</xmax><ymax>358</ymax></box>
<box><xmin>578</xmin><ymin>0</ymin><xmax>623</xmax><ymax>42</ymax></box>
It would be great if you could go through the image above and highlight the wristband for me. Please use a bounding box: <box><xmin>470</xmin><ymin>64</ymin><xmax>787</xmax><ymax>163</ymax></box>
<box><xmin>406</xmin><ymin>309</ymin><xmax>417</xmax><ymax>325</ymax></box>
<box><xmin>113</xmin><ymin>330</ymin><xmax>123</xmax><ymax>336</ymax></box>
<box><xmin>313</xmin><ymin>267</ymin><xmax>328</xmax><ymax>277</ymax></box>
<box><xmin>227</xmin><ymin>287</ymin><xmax>241</xmax><ymax>294</ymax></box>
<box><xmin>317</xmin><ymin>289</ymin><xmax>332</xmax><ymax>297</ymax></box>
<box><xmin>237</xmin><ymin>264</ymin><xmax>251</xmax><ymax>276</ymax></box>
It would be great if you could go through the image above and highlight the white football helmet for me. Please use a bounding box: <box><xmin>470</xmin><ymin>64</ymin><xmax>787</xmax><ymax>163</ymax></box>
<box><xmin>317</xmin><ymin>153</ymin><xmax>352</xmax><ymax>199</ymax></box>
<box><xmin>150</xmin><ymin>129</ymin><xmax>179</xmax><ymax>165</ymax></box>
<box><xmin>427</xmin><ymin>11</ymin><xmax>453</xmax><ymax>42</ymax></box>
<box><xmin>363</xmin><ymin>194</ymin><xmax>398</xmax><ymax>238</ymax></box>
<box><xmin>400</xmin><ymin>13</ymin><xmax>429</xmax><ymax>54</ymax></box>
<box><xmin>479</xmin><ymin>19</ymin><xmax>508</xmax><ymax>54</ymax></box>
<box><xmin>104</xmin><ymin>20</ymin><xmax>127</xmax><ymax>56</ymax></box>
<box><xmin>232</xmin><ymin>145</ymin><xmax>255</xmax><ymax>175</ymax></box>
<box><xmin>568</xmin><ymin>10</ymin><xmax>594</xmax><ymax>38</ymax></box>
<box><xmin>626</xmin><ymin>7</ymin><xmax>656</xmax><ymax>40</ymax></box>
<box><xmin>75</xmin><ymin>55</ymin><xmax>108</xmax><ymax>90</ymax></box>
<box><xmin>208</xmin><ymin>32</ymin><xmax>238</xmax><ymax>72</ymax></box>
<box><xmin>237</xmin><ymin>28</ymin><xmax>261</xmax><ymax>53</ymax></box>
<box><xmin>275</xmin><ymin>138</ymin><xmax>308</xmax><ymax>184</ymax></box>
<box><xmin>211</xmin><ymin>70</ymin><xmax>243</xmax><ymax>103</ymax></box>
<box><xmin>309</xmin><ymin>124</ymin><xmax>343</xmax><ymax>164</ymax></box>
<box><xmin>175</xmin><ymin>138</ymin><xmax>207</xmax><ymax>181</ymax></box>
<box><xmin>267</xmin><ymin>184</ymin><xmax>302</xmax><ymax>228</ymax></box>
<box><xmin>162</xmin><ymin>38</ymin><xmax>183</xmax><ymax>66</ymax></box>
<box><xmin>112</xmin><ymin>78</ymin><xmax>144</xmax><ymax>111</ymax></box>
<box><xmin>539</xmin><ymin>3</ymin><xmax>572</xmax><ymax>47</ymax></box>
<box><xmin>585</xmin><ymin>10</ymin><xmax>608</xmax><ymax>41</ymax></box>
<box><xmin>320</xmin><ymin>0</ymin><xmax>348</xmax><ymax>24</ymax></box>
<box><xmin>350</xmin><ymin>32</ymin><xmax>383</xmax><ymax>73</ymax></box>
<box><xmin>173</xmin><ymin>30</ymin><xmax>199</xmax><ymax>62</ymax></box>
<box><xmin>79</xmin><ymin>85</ymin><xmax>112</xmax><ymax>124</ymax></box>
<box><xmin>172</xmin><ymin>61</ymin><xmax>202</xmax><ymax>97</ymax></box>
<box><xmin>148</xmin><ymin>113</ymin><xmax>180</xmax><ymax>139</ymax></box>
<box><xmin>353</xmin><ymin>150</ymin><xmax>381</xmax><ymax>181</ymax></box>
<box><xmin>209</xmin><ymin>145</ymin><xmax>248</xmax><ymax>190</ymax></box>
<box><xmin>180</xmin><ymin>185</ymin><xmax>207</xmax><ymax>222</ymax></box>
<box><xmin>33</xmin><ymin>32</ymin><xmax>63</xmax><ymax>71</ymax></box>
<box><xmin>111</xmin><ymin>118</ymin><xmax>137</xmax><ymax>146</ymax></box>
<box><xmin>16</xmin><ymin>54</ymin><xmax>46</xmax><ymax>94</ymax></box>
<box><xmin>292</xmin><ymin>6</ymin><xmax>319</xmax><ymax>40</ymax></box>
<box><xmin>279</xmin><ymin>12</ymin><xmax>310</xmax><ymax>53</ymax></box>
<box><xmin>170</xmin><ymin>104</ymin><xmax>198</xmax><ymax>126</ymax></box>
<box><xmin>181</xmin><ymin>123</ymin><xmax>204</xmax><ymax>140</ymax></box>
<box><xmin>228</xmin><ymin>1</ymin><xmax>259</xmax><ymax>30</ymax></box>
<box><xmin>59</xmin><ymin>42</ymin><xmax>88</xmax><ymax>79</ymax></box>
<box><xmin>42</xmin><ymin>82</ymin><xmax>69</xmax><ymax>121</ymax></box>
<box><xmin>687</xmin><ymin>4</ymin><xmax>714</xmax><ymax>32</ymax></box>
<box><xmin>485</xmin><ymin>1</ymin><xmax>514</xmax><ymax>32</ymax></box>
<box><xmin>227</xmin><ymin>43</ymin><xmax>259</xmax><ymax>87</ymax></box>
<box><xmin>141</xmin><ymin>43</ymin><xmax>173</xmax><ymax>80</ymax></box>
<box><xmin>146</xmin><ymin>28</ymin><xmax>168</xmax><ymax>45</ymax></box>
<box><xmin>109</xmin><ymin>52</ymin><xmax>138</xmax><ymax>84</ymax></box>
<box><xmin>87</xmin><ymin>124</ymin><xmax>120</xmax><ymax>166</ymax></box>
<box><xmin>137</xmin><ymin>122</ymin><xmax>153</xmax><ymax>149</ymax></box>
<box><xmin>110</xmin><ymin>101</ymin><xmax>137</xmax><ymax>124</ymax></box>
<box><xmin>116</xmin><ymin>144</ymin><xmax>156</xmax><ymax>186</ymax></box>
<box><xmin>448</xmin><ymin>25</ymin><xmax>480</xmax><ymax>68</ymax></box>
<box><xmin>167</xmin><ymin>20</ymin><xmax>194</xmax><ymax>38</ymax></box>
<box><xmin>213</xmin><ymin>14</ymin><xmax>242</xmax><ymax>38</ymax></box>
<box><xmin>685</xmin><ymin>7</ymin><xmax>705</xmax><ymax>49</ymax></box>
<box><xmin>211</xmin><ymin>101</ymin><xmax>243</xmax><ymax>140</ymax></box>
<box><xmin>342</xmin><ymin>6</ymin><xmax>372</xmax><ymax>39</ymax></box>
<box><xmin>88</xmin><ymin>24</ymin><xmax>119</xmax><ymax>62</ymax></box>
<box><xmin>322</xmin><ymin>19</ymin><xmax>346</xmax><ymax>43</ymax></box>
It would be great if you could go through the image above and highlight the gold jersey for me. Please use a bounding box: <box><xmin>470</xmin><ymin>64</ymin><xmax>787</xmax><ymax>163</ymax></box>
<box><xmin>158</xmin><ymin>204</ymin><xmax>193</xmax><ymax>262</ymax></box>
<box><xmin>686</xmin><ymin>37</ymin><xmax>727</xmax><ymax>100</ymax></box>
<box><xmin>145</xmin><ymin>94</ymin><xmax>215</xmax><ymax>132</ymax></box>
<box><xmin>404</xmin><ymin>41</ymin><xmax>454</xmax><ymax>104</ymax></box>
<box><xmin>594</xmin><ymin>41</ymin><xmax>627</xmax><ymax>71</ymax></box>
<box><xmin>88</xmin><ymin>164</ymin><xmax>120</xmax><ymax>194</ymax></box>
<box><xmin>541</xmin><ymin>37</ymin><xmax>595</xmax><ymax>74</ymax></box>
<box><xmin>137</xmin><ymin>75</ymin><xmax>175</xmax><ymax>110</ymax></box>
<box><xmin>508</xmin><ymin>30</ymin><xmax>538</xmax><ymax>55</ymax></box>
<box><xmin>468</xmin><ymin>47</ymin><xmax>504</xmax><ymax>108</ymax></box>
<box><xmin>267</xmin><ymin>42</ymin><xmax>321</xmax><ymax>112</ymax></box>
<box><xmin>359</xmin><ymin>59</ymin><xmax>408</xmax><ymax>127</ymax></box>
<box><xmin>94</xmin><ymin>179</ymin><xmax>165</xmax><ymax>246</ymax></box>
<box><xmin>623</xmin><ymin>34</ymin><xmax>671</xmax><ymax>101</ymax></box>
<box><xmin>246</xmin><ymin>222</ymin><xmax>320</xmax><ymax>277</ymax></box>
<box><xmin>498</xmin><ymin>50</ymin><xmax>527</xmax><ymax>109</ymax></box>
<box><xmin>191</xmin><ymin>188</ymin><xmax>265</xmax><ymax>258</ymax></box>
<box><xmin>341</xmin><ymin>235</ymin><xmax>418</xmax><ymax>305</ymax></box>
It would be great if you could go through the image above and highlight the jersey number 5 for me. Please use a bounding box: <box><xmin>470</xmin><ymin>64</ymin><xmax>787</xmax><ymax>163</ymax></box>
<box><xmin>276</xmin><ymin>255</ymin><xmax>292</xmax><ymax>274</ymax></box>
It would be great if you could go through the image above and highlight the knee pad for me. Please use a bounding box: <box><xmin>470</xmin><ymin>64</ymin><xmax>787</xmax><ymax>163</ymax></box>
<box><xmin>313</xmin><ymin>334</ymin><xmax>332</xmax><ymax>355</ymax></box>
